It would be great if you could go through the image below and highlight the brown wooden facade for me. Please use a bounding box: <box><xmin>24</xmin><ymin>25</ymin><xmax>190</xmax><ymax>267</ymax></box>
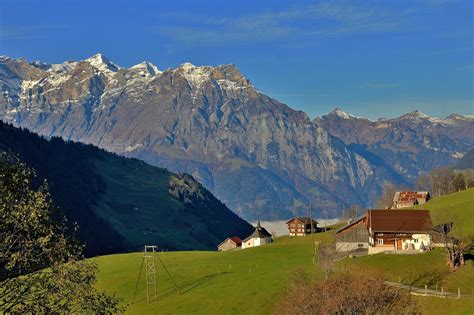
<box><xmin>287</xmin><ymin>217</ymin><xmax>318</xmax><ymax>236</ymax></box>
<box><xmin>335</xmin><ymin>216</ymin><xmax>369</xmax><ymax>251</ymax></box>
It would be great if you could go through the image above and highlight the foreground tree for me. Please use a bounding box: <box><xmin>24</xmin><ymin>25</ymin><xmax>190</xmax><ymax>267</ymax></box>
<box><xmin>0</xmin><ymin>152</ymin><xmax>124</xmax><ymax>313</ymax></box>
<box><xmin>276</xmin><ymin>272</ymin><xmax>417</xmax><ymax>315</ymax></box>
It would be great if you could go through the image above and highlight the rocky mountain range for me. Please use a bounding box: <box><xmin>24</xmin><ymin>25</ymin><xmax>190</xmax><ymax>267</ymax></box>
<box><xmin>317</xmin><ymin>109</ymin><xmax>474</xmax><ymax>183</ymax></box>
<box><xmin>1</xmin><ymin>54</ymin><xmax>472</xmax><ymax>220</ymax></box>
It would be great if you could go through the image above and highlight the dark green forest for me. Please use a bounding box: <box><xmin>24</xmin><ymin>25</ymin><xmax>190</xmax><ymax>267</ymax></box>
<box><xmin>0</xmin><ymin>121</ymin><xmax>253</xmax><ymax>256</ymax></box>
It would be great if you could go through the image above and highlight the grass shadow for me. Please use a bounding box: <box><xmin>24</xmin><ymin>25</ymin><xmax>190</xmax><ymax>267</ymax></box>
<box><xmin>145</xmin><ymin>272</ymin><xmax>231</xmax><ymax>303</ymax></box>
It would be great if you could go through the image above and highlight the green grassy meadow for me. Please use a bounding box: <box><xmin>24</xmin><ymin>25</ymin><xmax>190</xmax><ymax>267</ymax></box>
<box><xmin>95</xmin><ymin>234</ymin><xmax>330</xmax><ymax>314</ymax></box>
<box><xmin>414</xmin><ymin>187</ymin><xmax>474</xmax><ymax>241</ymax></box>
<box><xmin>95</xmin><ymin>189</ymin><xmax>474</xmax><ymax>314</ymax></box>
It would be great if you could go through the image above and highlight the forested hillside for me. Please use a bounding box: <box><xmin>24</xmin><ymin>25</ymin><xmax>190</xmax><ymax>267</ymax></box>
<box><xmin>0</xmin><ymin>121</ymin><xmax>253</xmax><ymax>256</ymax></box>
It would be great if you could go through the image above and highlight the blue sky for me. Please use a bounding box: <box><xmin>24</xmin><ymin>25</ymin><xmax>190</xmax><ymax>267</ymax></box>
<box><xmin>1</xmin><ymin>0</ymin><xmax>472</xmax><ymax>119</ymax></box>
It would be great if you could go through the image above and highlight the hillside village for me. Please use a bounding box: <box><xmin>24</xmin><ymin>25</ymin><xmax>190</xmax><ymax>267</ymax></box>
<box><xmin>217</xmin><ymin>190</ymin><xmax>465</xmax><ymax>269</ymax></box>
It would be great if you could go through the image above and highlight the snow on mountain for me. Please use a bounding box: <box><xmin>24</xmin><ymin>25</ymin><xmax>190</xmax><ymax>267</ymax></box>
<box><xmin>328</xmin><ymin>108</ymin><xmax>361</xmax><ymax>119</ymax></box>
<box><xmin>85</xmin><ymin>53</ymin><xmax>120</xmax><ymax>73</ymax></box>
<box><xmin>1</xmin><ymin>54</ymin><xmax>472</xmax><ymax>221</ymax></box>
<box><xmin>175</xmin><ymin>62</ymin><xmax>214</xmax><ymax>90</ymax></box>
<box><xmin>129</xmin><ymin>61</ymin><xmax>161</xmax><ymax>77</ymax></box>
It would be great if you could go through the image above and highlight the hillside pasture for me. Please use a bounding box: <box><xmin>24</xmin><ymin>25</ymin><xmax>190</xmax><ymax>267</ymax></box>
<box><xmin>95</xmin><ymin>189</ymin><xmax>474</xmax><ymax>314</ymax></box>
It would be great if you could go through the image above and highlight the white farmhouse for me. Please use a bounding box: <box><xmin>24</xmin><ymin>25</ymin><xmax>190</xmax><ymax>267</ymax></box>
<box><xmin>242</xmin><ymin>221</ymin><xmax>273</xmax><ymax>249</ymax></box>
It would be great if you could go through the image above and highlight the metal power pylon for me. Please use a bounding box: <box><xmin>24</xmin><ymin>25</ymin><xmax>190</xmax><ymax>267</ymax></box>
<box><xmin>144</xmin><ymin>245</ymin><xmax>158</xmax><ymax>303</ymax></box>
<box><xmin>132</xmin><ymin>244</ymin><xmax>182</xmax><ymax>305</ymax></box>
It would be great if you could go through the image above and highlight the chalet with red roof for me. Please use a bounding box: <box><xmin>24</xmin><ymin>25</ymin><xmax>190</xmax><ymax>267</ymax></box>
<box><xmin>217</xmin><ymin>237</ymin><xmax>242</xmax><ymax>251</ymax></box>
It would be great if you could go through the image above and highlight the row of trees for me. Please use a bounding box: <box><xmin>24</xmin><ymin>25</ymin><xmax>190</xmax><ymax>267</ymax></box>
<box><xmin>415</xmin><ymin>168</ymin><xmax>474</xmax><ymax>197</ymax></box>
<box><xmin>0</xmin><ymin>153</ymin><xmax>125</xmax><ymax>313</ymax></box>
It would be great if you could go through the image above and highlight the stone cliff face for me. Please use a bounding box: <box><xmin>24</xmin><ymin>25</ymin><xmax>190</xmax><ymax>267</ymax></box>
<box><xmin>317</xmin><ymin>109</ymin><xmax>474</xmax><ymax>183</ymax></box>
<box><xmin>1</xmin><ymin>54</ymin><xmax>471</xmax><ymax>220</ymax></box>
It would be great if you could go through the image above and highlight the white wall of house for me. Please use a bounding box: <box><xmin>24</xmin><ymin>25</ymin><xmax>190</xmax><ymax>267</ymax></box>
<box><xmin>242</xmin><ymin>237</ymin><xmax>272</xmax><ymax>249</ymax></box>
<box><xmin>402</xmin><ymin>234</ymin><xmax>431</xmax><ymax>251</ymax></box>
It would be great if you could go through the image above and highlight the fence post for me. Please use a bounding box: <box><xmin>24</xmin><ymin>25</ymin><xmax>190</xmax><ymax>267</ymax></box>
<box><xmin>458</xmin><ymin>288</ymin><xmax>461</xmax><ymax>299</ymax></box>
<box><xmin>425</xmin><ymin>285</ymin><xmax>427</xmax><ymax>296</ymax></box>
<box><xmin>441</xmin><ymin>287</ymin><xmax>445</xmax><ymax>298</ymax></box>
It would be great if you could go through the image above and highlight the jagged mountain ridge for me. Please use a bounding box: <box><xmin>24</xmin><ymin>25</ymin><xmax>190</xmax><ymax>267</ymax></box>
<box><xmin>0</xmin><ymin>54</ymin><xmax>471</xmax><ymax>220</ymax></box>
<box><xmin>317</xmin><ymin>108</ymin><xmax>474</xmax><ymax>183</ymax></box>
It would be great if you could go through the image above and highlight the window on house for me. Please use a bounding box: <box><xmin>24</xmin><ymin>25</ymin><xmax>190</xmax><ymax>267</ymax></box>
<box><xmin>377</xmin><ymin>239</ymin><xmax>384</xmax><ymax>245</ymax></box>
<box><xmin>358</xmin><ymin>244</ymin><xmax>364</xmax><ymax>248</ymax></box>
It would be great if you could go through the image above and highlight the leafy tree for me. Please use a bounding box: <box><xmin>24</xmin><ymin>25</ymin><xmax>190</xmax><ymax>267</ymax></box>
<box><xmin>0</xmin><ymin>153</ymin><xmax>125</xmax><ymax>313</ymax></box>
<box><xmin>453</xmin><ymin>172</ymin><xmax>466</xmax><ymax>191</ymax></box>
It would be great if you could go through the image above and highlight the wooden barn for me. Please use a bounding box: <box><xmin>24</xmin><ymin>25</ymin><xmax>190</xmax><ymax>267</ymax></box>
<box><xmin>286</xmin><ymin>217</ymin><xmax>318</xmax><ymax>236</ymax></box>
<box><xmin>217</xmin><ymin>237</ymin><xmax>242</xmax><ymax>251</ymax></box>
<box><xmin>335</xmin><ymin>214</ymin><xmax>369</xmax><ymax>252</ymax></box>
<box><xmin>393</xmin><ymin>191</ymin><xmax>430</xmax><ymax>209</ymax></box>
<box><xmin>242</xmin><ymin>221</ymin><xmax>272</xmax><ymax>249</ymax></box>
<box><xmin>367</xmin><ymin>209</ymin><xmax>433</xmax><ymax>254</ymax></box>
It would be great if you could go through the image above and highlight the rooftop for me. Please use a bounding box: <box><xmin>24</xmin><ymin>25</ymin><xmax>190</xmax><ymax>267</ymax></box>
<box><xmin>368</xmin><ymin>209</ymin><xmax>433</xmax><ymax>233</ymax></box>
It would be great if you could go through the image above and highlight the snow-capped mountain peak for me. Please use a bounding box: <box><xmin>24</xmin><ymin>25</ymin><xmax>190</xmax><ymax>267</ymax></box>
<box><xmin>175</xmin><ymin>62</ymin><xmax>214</xmax><ymax>90</ymax></box>
<box><xmin>331</xmin><ymin>108</ymin><xmax>355</xmax><ymax>119</ymax></box>
<box><xmin>130</xmin><ymin>61</ymin><xmax>161</xmax><ymax>76</ymax></box>
<box><xmin>85</xmin><ymin>53</ymin><xmax>120</xmax><ymax>73</ymax></box>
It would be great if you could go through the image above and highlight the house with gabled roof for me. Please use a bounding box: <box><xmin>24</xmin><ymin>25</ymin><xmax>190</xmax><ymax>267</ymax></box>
<box><xmin>336</xmin><ymin>209</ymin><xmax>434</xmax><ymax>254</ymax></box>
<box><xmin>286</xmin><ymin>217</ymin><xmax>318</xmax><ymax>236</ymax></box>
<box><xmin>393</xmin><ymin>191</ymin><xmax>430</xmax><ymax>209</ymax></box>
<box><xmin>242</xmin><ymin>221</ymin><xmax>272</xmax><ymax>249</ymax></box>
<box><xmin>367</xmin><ymin>209</ymin><xmax>433</xmax><ymax>254</ymax></box>
<box><xmin>217</xmin><ymin>237</ymin><xmax>242</xmax><ymax>251</ymax></box>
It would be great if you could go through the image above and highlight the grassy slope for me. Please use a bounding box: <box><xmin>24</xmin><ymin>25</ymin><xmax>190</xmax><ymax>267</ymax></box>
<box><xmin>415</xmin><ymin>187</ymin><xmax>474</xmax><ymax>240</ymax></box>
<box><xmin>93</xmin><ymin>156</ymin><xmax>202</xmax><ymax>250</ymax></box>
<box><xmin>93</xmin><ymin>155</ymin><xmax>253</xmax><ymax>252</ymax></box>
<box><xmin>96</xmin><ymin>190</ymin><xmax>474</xmax><ymax>314</ymax></box>
<box><xmin>96</xmin><ymin>234</ymin><xmax>331</xmax><ymax>314</ymax></box>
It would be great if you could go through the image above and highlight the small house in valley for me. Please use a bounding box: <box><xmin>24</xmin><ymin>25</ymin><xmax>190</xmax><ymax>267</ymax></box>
<box><xmin>217</xmin><ymin>237</ymin><xmax>242</xmax><ymax>251</ymax></box>
<box><xmin>286</xmin><ymin>217</ymin><xmax>318</xmax><ymax>236</ymax></box>
<box><xmin>393</xmin><ymin>191</ymin><xmax>430</xmax><ymax>209</ymax></box>
<box><xmin>336</xmin><ymin>209</ymin><xmax>434</xmax><ymax>254</ymax></box>
<box><xmin>242</xmin><ymin>221</ymin><xmax>272</xmax><ymax>249</ymax></box>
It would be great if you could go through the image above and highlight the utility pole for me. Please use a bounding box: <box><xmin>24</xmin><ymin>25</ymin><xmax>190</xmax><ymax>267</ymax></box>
<box><xmin>133</xmin><ymin>244</ymin><xmax>181</xmax><ymax>305</ymax></box>
<box><xmin>309</xmin><ymin>202</ymin><xmax>316</xmax><ymax>265</ymax></box>
<box><xmin>144</xmin><ymin>245</ymin><xmax>158</xmax><ymax>303</ymax></box>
